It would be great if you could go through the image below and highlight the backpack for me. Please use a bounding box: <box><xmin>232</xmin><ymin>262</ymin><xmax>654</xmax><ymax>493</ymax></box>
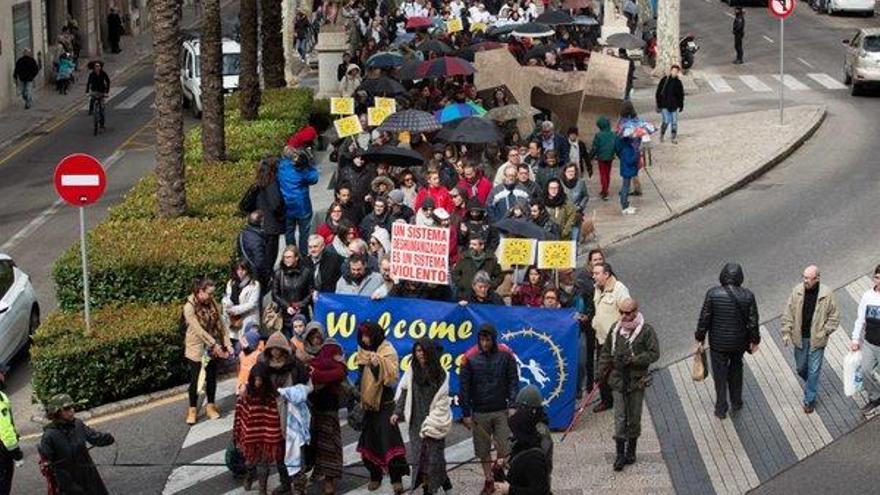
<box><xmin>238</xmin><ymin>184</ymin><xmax>259</xmax><ymax>216</ymax></box>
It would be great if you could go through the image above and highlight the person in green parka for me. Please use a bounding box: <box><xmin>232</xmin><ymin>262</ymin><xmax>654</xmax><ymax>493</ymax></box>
<box><xmin>598</xmin><ymin>297</ymin><xmax>660</xmax><ymax>472</ymax></box>
<box><xmin>589</xmin><ymin>116</ymin><xmax>617</xmax><ymax>201</ymax></box>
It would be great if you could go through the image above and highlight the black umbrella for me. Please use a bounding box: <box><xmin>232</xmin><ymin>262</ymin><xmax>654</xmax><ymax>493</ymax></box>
<box><xmin>357</xmin><ymin>77</ymin><xmax>406</xmax><ymax>97</ymax></box>
<box><xmin>417</xmin><ymin>39</ymin><xmax>453</xmax><ymax>54</ymax></box>
<box><xmin>606</xmin><ymin>32</ymin><xmax>645</xmax><ymax>49</ymax></box>
<box><xmin>435</xmin><ymin>117</ymin><xmax>503</xmax><ymax>144</ymax></box>
<box><xmin>493</xmin><ymin>218</ymin><xmax>547</xmax><ymax>240</ymax></box>
<box><xmin>377</xmin><ymin>109</ymin><xmax>442</xmax><ymax>133</ymax></box>
<box><xmin>525</xmin><ymin>44</ymin><xmax>554</xmax><ymax>61</ymax></box>
<box><xmin>536</xmin><ymin>10</ymin><xmax>575</xmax><ymax>26</ymax></box>
<box><xmin>361</xmin><ymin>146</ymin><xmax>425</xmax><ymax>167</ymax></box>
<box><xmin>511</xmin><ymin>22</ymin><xmax>556</xmax><ymax>38</ymax></box>
<box><xmin>486</xmin><ymin>23</ymin><xmax>520</xmax><ymax>38</ymax></box>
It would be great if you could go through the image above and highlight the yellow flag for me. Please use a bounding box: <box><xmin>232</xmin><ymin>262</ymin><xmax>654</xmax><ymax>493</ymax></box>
<box><xmin>367</xmin><ymin>106</ymin><xmax>392</xmax><ymax>126</ymax></box>
<box><xmin>374</xmin><ymin>97</ymin><xmax>397</xmax><ymax>113</ymax></box>
<box><xmin>447</xmin><ymin>17</ymin><xmax>463</xmax><ymax>33</ymax></box>
<box><xmin>330</xmin><ymin>97</ymin><xmax>355</xmax><ymax>115</ymax></box>
<box><xmin>334</xmin><ymin>115</ymin><xmax>363</xmax><ymax>138</ymax></box>
<box><xmin>537</xmin><ymin>241</ymin><xmax>577</xmax><ymax>270</ymax></box>
<box><xmin>499</xmin><ymin>238</ymin><xmax>537</xmax><ymax>266</ymax></box>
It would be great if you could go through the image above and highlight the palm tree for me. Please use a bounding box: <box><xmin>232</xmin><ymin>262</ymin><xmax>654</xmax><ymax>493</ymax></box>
<box><xmin>261</xmin><ymin>0</ymin><xmax>285</xmax><ymax>88</ymax></box>
<box><xmin>151</xmin><ymin>0</ymin><xmax>187</xmax><ymax>217</ymax></box>
<box><xmin>239</xmin><ymin>0</ymin><xmax>260</xmax><ymax>120</ymax></box>
<box><xmin>201</xmin><ymin>0</ymin><xmax>226</xmax><ymax>161</ymax></box>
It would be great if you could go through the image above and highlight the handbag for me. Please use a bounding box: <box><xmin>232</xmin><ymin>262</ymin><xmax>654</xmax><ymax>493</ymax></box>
<box><xmin>691</xmin><ymin>345</ymin><xmax>708</xmax><ymax>381</ymax></box>
<box><xmin>262</xmin><ymin>301</ymin><xmax>283</xmax><ymax>336</ymax></box>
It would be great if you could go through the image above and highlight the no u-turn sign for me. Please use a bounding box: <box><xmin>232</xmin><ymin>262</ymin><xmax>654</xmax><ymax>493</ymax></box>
<box><xmin>769</xmin><ymin>0</ymin><xmax>796</xmax><ymax>19</ymax></box>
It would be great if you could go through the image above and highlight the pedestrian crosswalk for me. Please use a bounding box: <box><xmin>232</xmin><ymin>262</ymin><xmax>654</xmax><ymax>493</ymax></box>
<box><xmin>646</xmin><ymin>275</ymin><xmax>876</xmax><ymax>495</ymax></box>
<box><xmin>160</xmin><ymin>377</ymin><xmax>476</xmax><ymax>495</ymax></box>
<box><xmin>692</xmin><ymin>71</ymin><xmax>848</xmax><ymax>95</ymax></box>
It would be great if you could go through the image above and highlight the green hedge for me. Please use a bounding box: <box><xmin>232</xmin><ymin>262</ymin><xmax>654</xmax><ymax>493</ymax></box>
<box><xmin>53</xmin><ymin>215</ymin><xmax>242</xmax><ymax>310</ymax></box>
<box><xmin>38</xmin><ymin>87</ymin><xmax>315</xmax><ymax>409</ymax></box>
<box><xmin>31</xmin><ymin>303</ymin><xmax>185</xmax><ymax>409</ymax></box>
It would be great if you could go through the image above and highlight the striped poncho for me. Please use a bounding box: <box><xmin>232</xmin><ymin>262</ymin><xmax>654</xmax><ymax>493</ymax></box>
<box><xmin>232</xmin><ymin>394</ymin><xmax>285</xmax><ymax>464</ymax></box>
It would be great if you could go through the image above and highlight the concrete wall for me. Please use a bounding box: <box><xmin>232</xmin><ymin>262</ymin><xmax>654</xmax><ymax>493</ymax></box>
<box><xmin>0</xmin><ymin>0</ymin><xmax>49</xmax><ymax>111</ymax></box>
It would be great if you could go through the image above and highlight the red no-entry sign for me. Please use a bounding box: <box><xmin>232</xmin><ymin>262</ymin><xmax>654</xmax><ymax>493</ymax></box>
<box><xmin>53</xmin><ymin>153</ymin><xmax>107</xmax><ymax>206</ymax></box>
<box><xmin>768</xmin><ymin>0</ymin><xmax>795</xmax><ymax>19</ymax></box>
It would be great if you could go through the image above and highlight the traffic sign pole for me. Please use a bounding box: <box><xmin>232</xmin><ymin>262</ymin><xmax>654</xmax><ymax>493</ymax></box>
<box><xmin>79</xmin><ymin>207</ymin><xmax>92</xmax><ymax>336</ymax></box>
<box><xmin>780</xmin><ymin>18</ymin><xmax>784</xmax><ymax>125</ymax></box>
<box><xmin>54</xmin><ymin>153</ymin><xmax>107</xmax><ymax>337</ymax></box>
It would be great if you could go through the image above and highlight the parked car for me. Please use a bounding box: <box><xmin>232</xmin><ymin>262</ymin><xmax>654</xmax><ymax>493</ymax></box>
<box><xmin>825</xmin><ymin>0</ymin><xmax>875</xmax><ymax>15</ymax></box>
<box><xmin>0</xmin><ymin>254</ymin><xmax>39</xmax><ymax>365</ymax></box>
<box><xmin>843</xmin><ymin>28</ymin><xmax>880</xmax><ymax>95</ymax></box>
<box><xmin>180</xmin><ymin>38</ymin><xmax>242</xmax><ymax>118</ymax></box>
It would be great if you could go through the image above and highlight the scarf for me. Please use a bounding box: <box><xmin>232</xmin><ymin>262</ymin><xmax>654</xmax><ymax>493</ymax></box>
<box><xmin>356</xmin><ymin>340</ymin><xmax>399</xmax><ymax>411</ymax></box>
<box><xmin>231</xmin><ymin>276</ymin><xmax>250</xmax><ymax>305</ymax></box>
<box><xmin>561</xmin><ymin>173</ymin><xmax>579</xmax><ymax>190</ymax></box>
<box><xmin>467</xmin><ymin>248</ymin><xmax>487</xmax><ymax>264</ymax></box>
<box><xmin>194</xmin><ymin>298</ymin><xmax>222</xmax><ymax>340</ymax></box>
<box><xmin>544</xmin><ymin>188</ymin><xmax>567</xmax><ymax>208</ymax></box>
<box><xmin>618</xmin><ymin>312</ymin><xmax>644</xmax><ymax>342</ymax></box>
<box><xmin>395</xmin><ymin>368</ymin><xmax>452</xmax><ymax>440</ymax></box>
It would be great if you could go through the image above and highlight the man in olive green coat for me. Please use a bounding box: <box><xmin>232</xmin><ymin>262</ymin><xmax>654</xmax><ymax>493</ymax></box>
<box><xmin>780</xmin><ymin>265</ymin><xmax>840</xmax><ymax>414</ymax></box>
<box><xmin>598</xmin><ymin>297</ymin><xmax>659</xmax><ymax>472</ymax></box>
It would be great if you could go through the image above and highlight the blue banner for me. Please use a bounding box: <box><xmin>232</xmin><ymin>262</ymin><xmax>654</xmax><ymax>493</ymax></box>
<box><xmin>313</xmin><ymin>294</ymin><xmax>578</xmax><ymax>429</ymax></box>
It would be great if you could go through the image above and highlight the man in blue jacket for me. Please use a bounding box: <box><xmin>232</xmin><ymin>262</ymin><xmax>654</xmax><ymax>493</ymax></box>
<box><xmin>278</xmin><ymin>126</ymin><xmax>320</xmax><ymax>254</ymax></box>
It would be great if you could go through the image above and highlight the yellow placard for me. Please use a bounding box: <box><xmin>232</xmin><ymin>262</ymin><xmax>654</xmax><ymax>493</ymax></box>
<box><xmin>367</xmin><ymin>106</ymin><xmax>392</xmax><ymax>127</ymax></box>
<box><xmin>333</xmin><ymin>115</ymin><xmax>363</xmax><ymax>139</ymax></box>
<box><xmin>537</xmin><ymin>240</ymin><xmax>576</xmax><ymax>270</ymax></box>
<box><xmin>499</xmin><ymin>238</ymin><xmax>536</xmax><ymax>267</ymax></box>
<box><xmin>447</xmin><ymin>17</ymin><xmax>463</xmax><ymax>33</ymax></box>
<box><xmin>330</xmin><ymin>97</ymin><xmax>355</xmax><ymax>115</ymax></box>
<box><xmin>469</xmin><ymin>22</ymin><xmax>487</xmax><ymax>33</ymax></box>
<box><xmin>374</xmin><ymin>97</ymin><xmax>397</xmax><ymax>113</ymax></box>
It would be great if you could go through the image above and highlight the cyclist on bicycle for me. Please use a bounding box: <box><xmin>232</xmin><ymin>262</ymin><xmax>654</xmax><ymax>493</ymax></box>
<box><xmin>86</xmin><ymin>61</ymin><xmax>110</xmax><ymax>128</ymax></box>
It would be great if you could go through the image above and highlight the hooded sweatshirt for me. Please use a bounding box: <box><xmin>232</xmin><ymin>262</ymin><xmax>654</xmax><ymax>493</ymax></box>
<box><xmin>589</xmin><ymin>116</ymin><xmax>617</xmax><ymax>161</ymax></box>
<box><xmin>458</xmin><ymin>326</ymin><xmax>519</xmax><ymax>416</ymax></box>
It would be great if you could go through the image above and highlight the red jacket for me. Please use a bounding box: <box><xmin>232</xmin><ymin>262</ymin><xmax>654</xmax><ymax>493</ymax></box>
<box><xmin>457</xmin><ymin>173</ymin><xmax>492</xmax><ymax>206</ymax></box>
<box><xmin>414</xmin><ymin>185</ymin><xmax>453</xmax><ymax>213</ymax></box>
<box><xmin>511</xmin><ymin>283</ymin><xmax>544</xmax><ymax>308</ymax></box>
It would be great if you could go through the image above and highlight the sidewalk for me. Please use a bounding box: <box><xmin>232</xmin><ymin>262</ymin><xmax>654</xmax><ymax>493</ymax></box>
<box><xmin>582</xmin><ymin>104</ymin><xmax>826</xmax><ymax>248</ymax></box>
<box><xmin>0</xmin><ymin>3</ymin><xmax>214</xmax><ymax>152</ymax></box>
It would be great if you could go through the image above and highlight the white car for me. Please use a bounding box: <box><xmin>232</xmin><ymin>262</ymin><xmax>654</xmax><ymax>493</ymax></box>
<box><xmin>180</xmin><ymin>38</ymin><xmax>241</xmax><ymax>117</ymax></box>
<box><xmin>0</xmin><ymin>254</ymin><xmax>39</xmax><ymax>365</ymax></box>
<box><xmin>843</xmin><ymin>28</ymin><xmax>880</xmax><ymax>95</ymax></box>
<box><xmin>826</xmin><ymin>0</ymin><xmax>875</xmax><ymax>15</ymax></box>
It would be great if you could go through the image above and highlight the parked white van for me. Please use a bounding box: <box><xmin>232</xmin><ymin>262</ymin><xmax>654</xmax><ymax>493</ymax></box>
<box><xmin>180</xmin><ymin>38</ymin><xmax>241</xmax><ymax>117</ymax></box>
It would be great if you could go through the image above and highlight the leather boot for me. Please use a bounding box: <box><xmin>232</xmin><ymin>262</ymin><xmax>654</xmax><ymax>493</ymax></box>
<box><xmin>185</xmin><ymin>407</ymin><xmax>197</xmax><ymax>425</ymax></box>
<box><xmin>321</xmin><ymin>478</ymin><xmax>336</xmax><ymax>495</ymax></box>
<box><xmin>625</xmin><ymin>438</ymin><xmax>638</xmax><ymax>465</ymax></box>
<box><xmin>243</xmin><ymin>471</ymin><xmax>253</xmax><ymax>491</ymax></box>
<box><xmin>392</xmin><ymin>482</ymin><xmax>404</xmax><ymax>494</ymax></box>
<box><xmin>613</xmin><ymin>438</ymin><xmax>626</xmax><ymax>471</ymax></box>
<box><xmin>258</xmin><ymin>475</ymin><xmax>269</xmax><ymax>495</ymax></box>
<box><xmin>206</xmin><ymin>403</ymin><xmax>221</xmax><ymax>419</ymax></box>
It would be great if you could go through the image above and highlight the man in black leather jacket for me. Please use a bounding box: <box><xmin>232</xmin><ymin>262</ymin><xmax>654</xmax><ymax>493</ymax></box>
<box><xmin>695</xmin><ymin>263</ymin><xmax>760</xmax><ymax>419</ymax></box>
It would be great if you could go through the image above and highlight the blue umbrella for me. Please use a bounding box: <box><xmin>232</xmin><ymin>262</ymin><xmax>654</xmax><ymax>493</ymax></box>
<box><xmin>366</xmin><ymin>51</ymin><xmax>405</xmax><ymax>69</ymax></box>
<box><xmin>434</xmin><ymin>102</ymin><xmax>487</xmax><ymax>124</ymax></box>
<box><xmin>573</xmin><ymin>15</ymin><xmax>599</xmax><ymax>26</ymax></box>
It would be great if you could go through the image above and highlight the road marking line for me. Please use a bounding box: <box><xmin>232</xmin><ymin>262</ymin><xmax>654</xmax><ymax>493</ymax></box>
<box><xmin>724</xmin><ymin>11</ymin><xmax>735</xmax><ymax>18</ymax></box>
<box><xmin>0</xmin><ymin>150</ymin><xmax>124</xmax><ymax>252</ymax></box>
<box><xmin>807</xmin><ymin>72</ymin><xmax>847</xmax><ymax>90</ymax></box>
<box><xmin>763</xmin><ymin>35</ymin><xmax>775</xmax><ymax>44</ymax></box>
<box><xmin>115</xmin><ymin>87</ymin><xmax>155</xmax><ymax>110</ymax></box>
<box><xmin>772</xmin><ymin>74</ymin><xmax>810</xmax><ymax>90</ymax></box>
<box><xmin>797</xmin><ymin>57</ymin><xmax>815</xmax><ymax>68</ymax></box>
<box><xmin>60</xmin><ymin>174</ymin><xmax>101</xmax><ymax>186</ymax></box>
<box><xmin>705</xmin><ymin>74</ymin><xmax>734</xmax><ymax>93</ymax></box>
<box><xmin>738</xmin><ymin>75</ymin><xmax>772</xmax><ymax>92</ymax></box>
<box><xmin>162</xmin><ymin>451</ymin><xmax>227</xmax><ymax>495</ymax></box>
<box><xmin>79</xmin><ymin>86</ymin><xmax>127</xmax><ymax>111</ymax></box>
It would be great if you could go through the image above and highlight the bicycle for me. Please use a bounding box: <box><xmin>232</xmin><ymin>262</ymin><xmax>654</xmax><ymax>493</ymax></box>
<box><xmin>90</xmin><ymin>91</ymin><xmax>106</xmax><ymax>135</ymax></box>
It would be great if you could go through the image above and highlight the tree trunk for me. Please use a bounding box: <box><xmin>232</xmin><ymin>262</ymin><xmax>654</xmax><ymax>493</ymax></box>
<box><xmin>239</xmin><ymin>0</ymin><xmax>261</xmax><ymax>120</ymax></box>
<box><xmin>654</xmin><ymin>0</ymin><xmax>680</xmax><ymax>77</ymax></box>
<box><xmin>261</xmin><ymin>0</ymin><xmax>286</xmax><ymax>87</ymax></box>
<box><xmin>151</xmin><ymin>0</ymin><xmax>187</xmax><ymax>218</ymax></box>
<box><xmin>201</xmin><ymin>0</ymin><xmax>226</xmax><ymax>162</ymax></box>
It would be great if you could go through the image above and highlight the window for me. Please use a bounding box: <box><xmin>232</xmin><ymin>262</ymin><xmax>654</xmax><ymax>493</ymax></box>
<box><xmin>0</xmin><ymin>262</ymin><xmax>13</xmax><ymax>300</ymax></box>
<box><xmin>864</xmin><ymin>36</ymin><xmax>880</xmax><ymax>53</ymax></box>
<box><xmin>12</xmin><ymin>3</ymin><xmax>33</xmax><ymax>57</ymax></box>
<box><xmin>222</xmin><ymin>54</ymin><xmax>241</xmax><ymax>76</ymax></box>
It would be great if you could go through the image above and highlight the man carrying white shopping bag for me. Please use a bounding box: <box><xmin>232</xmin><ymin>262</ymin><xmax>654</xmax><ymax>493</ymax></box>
<box><xmin>780</xmin><ymin>265</ymin><xmax>840</xmax><ymax>415</ymax></box>
<box><xmin>850</xmin><ymin>264</ymin><xmax>880</xmax><ymax>416</ymax></box>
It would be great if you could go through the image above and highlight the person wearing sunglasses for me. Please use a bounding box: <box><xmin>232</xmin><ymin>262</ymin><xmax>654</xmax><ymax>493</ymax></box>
<box><xmin>597</xmin><ymin>297</ymin><xmax>659</xmax><ymax>472</ymax></box>
<box><xmin>38</xmin><ymin>394</ymin><xmax>115</xmax><ymax>494</ymax></box>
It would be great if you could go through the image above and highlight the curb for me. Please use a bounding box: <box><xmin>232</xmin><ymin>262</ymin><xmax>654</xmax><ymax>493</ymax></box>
<box><xmin>29</xmin><ymin>375</ymin><xmax>237</xmax><ymax>426</ymax></box>
<box><xmin>607</xmin><ymin>104</ymin><xmax>827</xmax><ymax>247</ymax></box>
